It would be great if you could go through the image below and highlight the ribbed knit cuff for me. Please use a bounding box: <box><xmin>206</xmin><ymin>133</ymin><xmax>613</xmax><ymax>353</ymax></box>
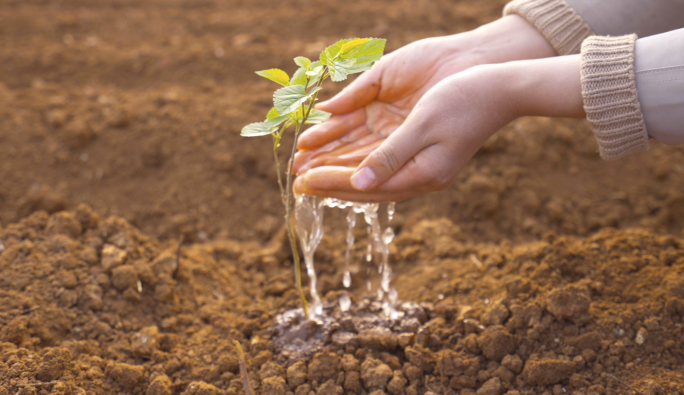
<box><xmin>581</xmin><ymin>35</ymin><xmax>649</xmax><ymax>160</ymax></box>
<box><xmin>504</xmin><ymin>0</ymin><xmax>594</xmax><ymax>55</ymax></box>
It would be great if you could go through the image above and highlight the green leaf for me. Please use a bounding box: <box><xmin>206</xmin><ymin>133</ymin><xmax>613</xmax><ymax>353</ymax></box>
<box><xmin>306</xmin><ymin>65</ymin><xmax>323</xmax><ymax>77</ymax></box>
<box><xmin>294</xmin><ymin>56</ymin><xmax>312</xmax><ymax>70</ymax></box>
<box><xmin>348</xmin><ymin>60</ymin><xmax>377</xmax><ymax>74</ymax></box>
<box><xmin>339</xmin><ymin>38</ymin><xmax>386</xmax><ymax>76</ymax></box>
<box><xmin>289</xmin><ymin>107</ymin><xmax>332</xmax><ymax>125</ymax></box>
<box><xmin>345</xmin><ymin>38</ymin><xmax>386</xmax><ymax>63</ymax></box>
<box><xmin>266</xmin><ymin>107</ymin><xmax>280</xmax><ymax>119</ymax></box>
<box><xmin>290</xmin><ymin>67</ymin><xmax>308</xmax><ymax>86</ymax></box>
<box><xmin>320</xmin><ymin>39</ymin><xmax>353</xmax><ymax>65</ymax></box>
<box><xmin>306</xmin><ymin>108</ymin><xmax>332</xmax><ymax>124</ymax></box>
<box><xmin>241</xmin><ymin>122</ymin><xmax>274</xmax><ymax>137</ymax></box>
<box><xmin>255</xmin><ymin>69</ymin><xmax>290</xmax><ymax>86</ymax></box>
<box><xmin>273</xmin><ymin>85</ymin><xmax>322</xmax><ymax>115</ymax></box>
<box><xmin>329</xmin><ymin>58</ymin><xmax>356</xmax><ymax>82</ymax></box>
<box><xmin>264</xmin><ymin>115</ymin><xmax>289</xmax><ymax>128</ymax></box>
<box><xmin>240</xmin><ymin>114</ymin><xmax>289</xmax><ymax>137</ymax></box>
<box><xmin>339</xmin><ymin>38</ymin><xmax>371</xmax><ymax>57</ymax></box>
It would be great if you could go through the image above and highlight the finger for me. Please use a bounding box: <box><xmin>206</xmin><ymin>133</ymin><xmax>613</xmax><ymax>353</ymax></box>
<box><xmin>298</xmin><ymin>138</ymin><xmax>383</xmax><ymax>173</ymax></box>
<box><xmin>293</xmin><ymin>127</ymin><xmax>374</xmax><ymax>174</ymax></box>
<box><xmin>295</xmin><ymin>144</ymin><xmax>452</xmax><ymax>200</ymax></box>
<box><xmin>348</xmin><ymin>117</ymin><xmax>427</xmax><ymax>191</ymax></box>
<box><xmin>296</xmin><ymin>134</ymin><xmax>384</xmax><ymax>173</ymax></box>
<box><xmin>316</xmin><ymin>62</ymin><xmax>383</xmax><ymax>114</ymax></box>
<box><xmin>292</xmin><ymin>139</ymin><xmax>344</xmax><ymax>174</ymax></box>
<box><xmin>293</xmin><ymin>166</ymin><xmax>417</xmax><ymax>202</ymax></box>
<box><xmin>297</xmin><ymin>109</ymin><xmax>366</xmax><ymax>150</ymax></box>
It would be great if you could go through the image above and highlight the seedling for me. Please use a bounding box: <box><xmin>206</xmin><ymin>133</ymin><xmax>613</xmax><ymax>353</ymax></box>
<box><xmin>241</xmin><ymin>38</ymin><xmax>386</xmax><ymax>316</ymax></box>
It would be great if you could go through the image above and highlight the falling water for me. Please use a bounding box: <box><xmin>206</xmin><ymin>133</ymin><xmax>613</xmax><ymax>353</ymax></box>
<box><xmin>294</xmin><ymin>195</ymin><xmax>398</xmax><ymax>319</ymax></box>
<box><xmin>343</xmin><ymin>209</ymin><xmax>356</xmax><ymax>288</ymax></box>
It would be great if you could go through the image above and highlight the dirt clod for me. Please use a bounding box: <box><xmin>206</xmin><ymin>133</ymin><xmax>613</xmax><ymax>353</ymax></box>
<box><xmin>522</xmin><ymin>358</ymin><xmax>576</xmax><ymax>386</ymax></box>
<box><xmin>546</xmin><ymin>285</ymin><xmax>592</xmax><ymax>322</ymax></box>
<box><xmin>477</xmin><ymin>326</ymin><xmax>517</xmax><ymax>361</ymax></box>
<box><xmin>361</xmin><ymin>358</ymin><xmax>393</xmax><ymax>390</ymax></box>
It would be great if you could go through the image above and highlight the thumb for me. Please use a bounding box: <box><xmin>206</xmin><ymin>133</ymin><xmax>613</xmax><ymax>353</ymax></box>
<box><xmin>349</xmin><ymin>121</ymin><xmax>422</xmax><ymax>191</ymax></box>
<box><xmin>316</xmin><ymin>63</ymin><xmax>383</xmax><ymax>114</ymax></box>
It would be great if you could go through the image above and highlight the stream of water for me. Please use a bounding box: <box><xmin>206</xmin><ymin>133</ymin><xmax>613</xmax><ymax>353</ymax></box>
<box><xmin>295</xmin><ymin>195</ymin><xmax>398</xmax><ymax>320</ymax></box>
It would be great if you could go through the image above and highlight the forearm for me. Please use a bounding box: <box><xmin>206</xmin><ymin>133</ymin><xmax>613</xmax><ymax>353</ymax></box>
<box><xmin>482</xmin><ymin>55</ymin><xmax>584</xmax><ymax>120</ymax></box>
<box><xmin>464</xmin><ymin>15</ymin><xmax>557</xmax><ymax>63</ymax></box>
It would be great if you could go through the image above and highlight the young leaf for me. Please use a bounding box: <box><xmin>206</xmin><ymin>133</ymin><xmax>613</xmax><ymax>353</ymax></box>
<box><xmin>255</xmin><ymin>69</ymin><xmax>290</xmax><ymax>86</ymax></box>
<box><xmin>306</xmin><ymin>65</ymin><xmax>324</xmax><ymax>78</ymax></box>
<box><xmin>241</xmin><ymin>122</ymin><xmax>275</xmax><ymax>137</ymax></box>
<box><xmin>294</xmin><ymin>56</ymin><xmax>312</xmax><ymax>70</ymax></box>
<box><xmin>289</xmin><ymin>106</ymin><xmax>332</xmax><ymax>125</ymax></box>
<box><xmin>320</xmin><ymin>39</ymin><xmax>353</xmax><ymax>65</ymax></box>
<box><xmin>240</xmin><ymin>115</ymin><xmax>289</xmax><ymax>137</ymax></box>
<box><xmin>346</xmin><ymin>38</ymin><xmax>386</xmax><ymax>61</ymax></box>
<box><xmin>339</xmin><ymin>38</ymin><xmax>371</xmax><ymax>57</ymax></box>
<box><xmin>290</xmin><ymin>67</ymin><xmax>308</xmax><ymax>86</ymax></box>
<box><xmin>306</xmin><ymin>108</ymin><xmax>332</xmax><ymax>124</ymax></box>
<box><xmin>329</xmin><ymin>58</ymin><xmax>356</xmax><ymax>82</ymax></box>
<box><xmin>273</xmin><ymin>85</ymin><xmax>322</xmax><ymax>115</ymax></box>
<box><xmin>348</xmin><ymin>60</ymin><xmax>377</xmax><ymax>74</ymax></box>
<box><xmin>266</xmin><ymin>107</ymin><xmax>280</xmax><ymax>119</ymax></box>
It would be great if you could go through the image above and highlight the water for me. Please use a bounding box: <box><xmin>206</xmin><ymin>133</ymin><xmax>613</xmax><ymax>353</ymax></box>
<box><xmin>343</xmin><ymin>209</ymin><xmax>356</xmax><ymax>288</ymax></box>
<box><xmin>338</xmin><ymin>294</ymin><xmax>351</xmax><ymax>312</ymax></box>
<box><xmin>294</xmin><ymin>195</ymin><xmax>398</xmax><ymax>319</ymax></box>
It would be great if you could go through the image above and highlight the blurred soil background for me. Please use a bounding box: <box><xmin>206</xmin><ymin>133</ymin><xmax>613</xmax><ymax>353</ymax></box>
<box><xmin>1</xmin><ymin>0</ymin><xmax>683</xmax><ymax>394</ymax></box>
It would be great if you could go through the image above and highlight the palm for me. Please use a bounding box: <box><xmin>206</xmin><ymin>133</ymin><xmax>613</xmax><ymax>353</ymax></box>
<box><xmin>294</xmin><ymin>37</ymin><xmax>478</xmax><ymax>172</ymax></box>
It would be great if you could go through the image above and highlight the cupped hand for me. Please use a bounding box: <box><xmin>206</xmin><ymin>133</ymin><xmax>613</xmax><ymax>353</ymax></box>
<box><xmin>292</xmin><ymin>15</ymin><xmax>556</xmax><ymax>174</ymax></box>
<box><xmin>293</xmin><ymin>66</ymin><xmax>515</xmax><ymax>201</ymax></box>
<box><xmin>293</xmin><ymin>54</ymin><xmax>585</xmax><ymax>202</ymax></box>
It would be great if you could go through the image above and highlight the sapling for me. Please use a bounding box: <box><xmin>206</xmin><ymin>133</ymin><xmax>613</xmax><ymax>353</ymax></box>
<box><xmin>241</xmin><ymin>38</ymin><xmax>386</xmax><ymax>316</ymax></box>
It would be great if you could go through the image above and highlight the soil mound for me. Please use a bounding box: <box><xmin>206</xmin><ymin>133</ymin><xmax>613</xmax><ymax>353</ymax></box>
<box><xmin>1</xmin><ymin>207</ymin><xmax>682</xmax><ymax>394</ymax></box>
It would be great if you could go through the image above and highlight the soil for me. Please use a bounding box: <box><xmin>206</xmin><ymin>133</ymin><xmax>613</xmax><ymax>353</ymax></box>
<box><xmin>1</xmin><ymin>0</ymin><xmax>684</xmax><ymax>395</ymax></box>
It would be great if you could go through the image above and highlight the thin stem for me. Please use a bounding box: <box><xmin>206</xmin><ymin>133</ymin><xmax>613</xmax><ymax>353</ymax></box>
<box><xmin>272</xmin><ymin>125</ymin><xmax>287</xmax><ymax>205</ymax></box>
<box><xmin>234</xmin><ymin>341</ymin><xmax>253</xmax><ymax>395</ymax></box>
<box><xmin>283</xmin><ymin>67</ymin><xmax>328</xmax><ymax>318</ymax></box>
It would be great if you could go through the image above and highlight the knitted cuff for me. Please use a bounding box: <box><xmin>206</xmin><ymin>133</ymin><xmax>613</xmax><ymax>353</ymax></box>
<box><xmin>581</xmin><ymin>35</ymin><xmax>649</xmax><ymax>160</ymax></box>
<box><xmin>504</xmin><ymin>0</ymin><xmax>594</xmax><ymax>55</ymax></box>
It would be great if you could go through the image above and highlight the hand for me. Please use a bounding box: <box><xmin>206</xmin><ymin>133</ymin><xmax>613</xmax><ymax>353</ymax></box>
<box><xmin>292</xmin><ymin>15</ymin><xmax>557</xmax><ymax>174</ymax></box>
<box><xmin>294</xmin><ymin>55</ymin><xmax>585</xmax><ymax>202</ymax></box>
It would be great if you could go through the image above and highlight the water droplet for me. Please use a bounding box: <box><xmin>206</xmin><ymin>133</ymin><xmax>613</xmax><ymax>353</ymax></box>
<box><xmin>338</xmin><ymin>294</ymin><xmax>351</xmax><ymax>312</ymax></box>
<box><xmin>343</xmin><ymin>271</ymin><xmax>351</xmax><ymax>288</ymax></box>
<box><xmin>389</xmin><ymin>289</ymin><xmax>398</xmax><ymax>304</ymax></box>
<box><xmin>382</xmin><ymin>227</ymin><xmax>394</xmax><ymax>244</ymax></box>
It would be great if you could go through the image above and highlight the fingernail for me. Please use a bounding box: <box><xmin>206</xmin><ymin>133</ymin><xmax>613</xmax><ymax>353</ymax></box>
<box><xmin>351</xmin><ymin>167</ymin><xmax>375</xmax><ymax>190</ymax></box>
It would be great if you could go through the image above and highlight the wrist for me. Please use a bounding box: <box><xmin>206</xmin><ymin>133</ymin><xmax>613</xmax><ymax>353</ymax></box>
<box><xmin>500</xmin><ymin>55</ymin><xmax>585</xmax><ymax>119</ymax></box>
<box><xmin>464</xmin><ymin>15</ymin><xmax>557</xmax><ymax>64</ymax></box>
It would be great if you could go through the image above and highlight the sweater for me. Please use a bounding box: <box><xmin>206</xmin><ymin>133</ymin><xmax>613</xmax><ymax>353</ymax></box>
<box><xmin>504</xmin><ymin>0</ymin><xmax>684</xmax><ymax>159</ymax></box>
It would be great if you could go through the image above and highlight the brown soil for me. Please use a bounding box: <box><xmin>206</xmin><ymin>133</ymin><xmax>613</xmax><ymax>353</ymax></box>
<box><xmin>1</xmin><ymin>0</ymin><xmax>684</xmax><ymax>395</ymax></box>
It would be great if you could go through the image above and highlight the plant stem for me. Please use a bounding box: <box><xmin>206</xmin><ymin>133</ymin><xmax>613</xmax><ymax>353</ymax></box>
<box><xmin>272</xmin><ymin>126</ymin><xmax>287</xmax><ymax>205</ymax></box>
<box><xmin>233</xmin><ymin>341</ymin><xmax>253</xmax><ymax>395</ymax></box>
<box><xmin>283</xmin><ymin>67</ymin><xmax>328</xmax><ymax>318</ymax></box>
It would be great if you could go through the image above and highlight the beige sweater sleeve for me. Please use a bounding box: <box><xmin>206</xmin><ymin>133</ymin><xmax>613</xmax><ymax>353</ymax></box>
<box><xmin>505</xmin><ymin>0</ymin><xmax>684</xmax><ymax>159</ymax></box>
<box><xmin>580</xmin><ymin>35</ymin><xmax>648</xmax><ymax>160</ymax></box>
<box><xmin>503</xmin><ymin>0</ymin><xmax>594</xmax><ymax>55</ymax></box>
